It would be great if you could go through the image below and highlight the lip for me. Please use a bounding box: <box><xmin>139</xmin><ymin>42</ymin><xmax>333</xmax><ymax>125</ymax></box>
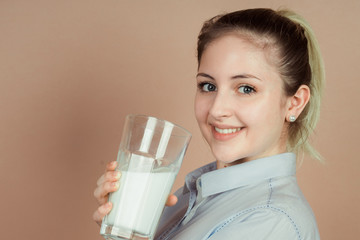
<box><xmin>211</xmin><ymin>124</ymin><xmax>244</xmax><ymax>141</ymax></box>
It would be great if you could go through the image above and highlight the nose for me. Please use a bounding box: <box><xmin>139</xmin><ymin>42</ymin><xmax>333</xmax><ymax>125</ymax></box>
<box><xmin>209</xmin><ymin>92</ymin><xmax>232</xmax><ymax>121</ymax></box>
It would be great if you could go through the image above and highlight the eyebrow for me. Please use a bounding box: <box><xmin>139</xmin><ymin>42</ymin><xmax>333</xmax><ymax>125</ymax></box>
<box><xmin>231</xmin><ymin>74</ymin><xmax>262</xmax><ymax>81</ymax></box>
<box><xmin>196</xmin><ymin>72</ymin><xmax>262</xmax><ymax>81</ymax></box>
<box><xmin>196</xmin><ymin>73</ymin><xmax>214</xmax><ymax>80</ymax></box>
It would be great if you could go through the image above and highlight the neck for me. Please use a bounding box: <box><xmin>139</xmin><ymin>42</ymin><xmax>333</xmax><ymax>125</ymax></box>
<box><xmin>216</xmin><ymin>149</ymin><xmax>289</xmax><ymax>169</ymax></box>
<box><xmin>216</xmin><ymin>158</ymin><xmax>249</xmax><ymax>169</ymax></box>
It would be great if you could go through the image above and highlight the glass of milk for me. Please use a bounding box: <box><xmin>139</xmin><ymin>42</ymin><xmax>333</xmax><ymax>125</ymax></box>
<box><xmin>100</xmin><ymin>114</ymin><xmax>191</xmax><ymax>240</ymax></box>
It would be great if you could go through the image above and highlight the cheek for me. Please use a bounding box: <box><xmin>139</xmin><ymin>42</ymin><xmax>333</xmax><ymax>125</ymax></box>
<box><xmin>241</xmin><ymin>97</ymin><xmax>284</xmax><ymax>127</ymax></box>
<box><xmin>194</xmin><ymin>95</ymin><xmax>209</xmax><ymax>123</ymax></box>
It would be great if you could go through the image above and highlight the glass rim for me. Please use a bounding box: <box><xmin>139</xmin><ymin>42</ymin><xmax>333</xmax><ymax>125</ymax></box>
<box><xmin>126</xmin><ymin>114</ymin><xmax>192</xmax><ymax>138</ymax></box>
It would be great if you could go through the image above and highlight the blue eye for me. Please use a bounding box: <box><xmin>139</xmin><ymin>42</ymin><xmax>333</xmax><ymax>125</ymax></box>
<box><xmin>238</xmin><ymin>85</ymin><xmax>255</xmax><ymax>94</ymax></box>
<box><xmin>199</xmin><ymin>82</ymin><xmax>216</xmax><ymax>92</ymax></box>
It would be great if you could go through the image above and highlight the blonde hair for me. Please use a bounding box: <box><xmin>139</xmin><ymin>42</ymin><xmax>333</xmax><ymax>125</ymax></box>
<box><xmin>278</xmin><ymin>10</ymin><xmax>325</xmax><ymax>162</ymax></box>
<box><xmin>197</xmin><ymin>8</ymin><xmax>325</xmax><ymax>161</ymax></box>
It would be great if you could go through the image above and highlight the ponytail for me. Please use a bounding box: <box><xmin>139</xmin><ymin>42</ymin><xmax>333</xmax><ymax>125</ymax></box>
<box><xmin>278</xmin><ymin>10</ymin><xmax>326</xmax><ymax>162</ymax></box>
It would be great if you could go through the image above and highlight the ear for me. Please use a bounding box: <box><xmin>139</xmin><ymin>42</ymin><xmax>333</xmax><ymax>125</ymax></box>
<box><xmin>286</xmin><ymin>85</ymin><xmax>310</xmax><ymax>122</ymax></box>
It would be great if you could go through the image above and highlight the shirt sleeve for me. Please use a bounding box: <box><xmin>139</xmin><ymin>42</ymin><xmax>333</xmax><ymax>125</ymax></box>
<box><xmin>207</xmin><ymin>208</ymin><xmax>300</xmax><ymax>240</ymax></box>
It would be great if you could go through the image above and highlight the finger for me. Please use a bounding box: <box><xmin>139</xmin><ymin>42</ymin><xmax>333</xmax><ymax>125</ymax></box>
<box><xmin>96</xmin><ymin>175</ymin><xmax>105</xmax><ymax>187</ymax></box>
<box><xmin>94</xmin><ymin>181</ymin><xmax>119</xmax><ymax>204</ymax></box>
<box><xmin>106</xmin><ymin>161</ymin><xmax>117</xmax><ymax>171</ymax></box>
<box><xmin>93</xmin><ymin>202</ymin><xmax>112</xmax><ymax>225</ymax></box>
<box><xmin>96</xmin><ymin>161</ymin><xmax>118</xmax><ymax>186</ymax></box>
<box><xmin>165</xmin><ymin>195</ymin><xmax>178</xmax><ymax>207</ymax></box>
<box><xmin>97</xmin><ymin>171</ymin><xmax>121</xmax><ymax>186</ymax></box>
<box><xmin>94</xmin><ymin>181</ymin><xmax>120</xmax><ymax>205</ymax></box>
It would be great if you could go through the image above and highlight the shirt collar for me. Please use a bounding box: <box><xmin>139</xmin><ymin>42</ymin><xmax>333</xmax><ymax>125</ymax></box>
<box><xmin>183</xmin><ymin>153</ymin><xmax>296</xmax><ymax>198</ymax></box>
<box><xmin>183</xmin><ymin>161</ymin><xmax>216</xmax><ymax>195</ymax></box>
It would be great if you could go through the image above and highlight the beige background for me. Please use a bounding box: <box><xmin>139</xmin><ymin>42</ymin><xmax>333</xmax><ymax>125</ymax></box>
<box><xmin>1</xmin><ymin>0</ymin><xmax>359</xmax><ymax>239</ymax></box>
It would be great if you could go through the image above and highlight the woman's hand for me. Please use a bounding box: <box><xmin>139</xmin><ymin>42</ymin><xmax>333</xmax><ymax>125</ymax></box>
<box><xmin>93</xmin><ymin>161</ymin><xmax>178</xmax><ymax>225</ymax></box>
<box><xmin>93</xmin><ymin>161</ymin><xmax>120</xmax><ymax>225</ymax></box>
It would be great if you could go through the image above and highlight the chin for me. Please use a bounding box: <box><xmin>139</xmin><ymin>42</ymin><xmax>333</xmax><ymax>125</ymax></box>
<box><xmin>212</xmin><ymin>151</ymin><xmax>245</xmax><ymax>164</ymax></box>
<box><xmin>212</xmin><ymin>148</ymin><xmax>267</xmax><ymax>165</ymax></box>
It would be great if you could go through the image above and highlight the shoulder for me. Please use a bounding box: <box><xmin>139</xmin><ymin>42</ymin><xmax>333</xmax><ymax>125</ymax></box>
<box><xmin>208</xmin><ymin>177</ymin><xmax>320</xmax><ymax>240</ymax></box>
<box><xmin>207</xmin><ymin>207</ymin><xmax>299</xmax><ymax>239</ymax></box>
<box><xmin>208</xmin><ymin>205</ymin><xmax>319</xmax><ymax>240</ymax></box>
<box><xmin>269</xmin><ymin>176</ymin><xmax>320</xmax><ymax>239</ymax></box>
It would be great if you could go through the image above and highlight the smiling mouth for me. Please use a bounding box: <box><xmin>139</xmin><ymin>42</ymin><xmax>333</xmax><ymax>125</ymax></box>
<box><xmin>214</xmin><ymin>127</ymin><xmax>242</xmax><ymax>134</ymax></box>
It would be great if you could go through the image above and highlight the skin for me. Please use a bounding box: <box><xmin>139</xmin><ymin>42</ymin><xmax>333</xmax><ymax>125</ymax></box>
<box><xmin>195</xmin><ymin>34</ymin><xmax>310</xmax><ymax>168</ymax></box>
<box><xmin>93</xmin><ymin>33</ymin><xmax>310</xmax><ymax>224</ymax></box>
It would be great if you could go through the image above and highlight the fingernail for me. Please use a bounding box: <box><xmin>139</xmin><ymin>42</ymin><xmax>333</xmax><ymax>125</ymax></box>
<box><xmin>112</xmin><ymin>182</ymin><xmax>119</xmax><ymax>189</ymax></box>
<box><xmin>113</xmin><ymin>171</ymin><xmax>121</xmax><ymax>179</ymax></box>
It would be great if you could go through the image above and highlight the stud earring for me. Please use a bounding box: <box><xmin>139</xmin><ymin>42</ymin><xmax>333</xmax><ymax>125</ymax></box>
<box><xmin>289</xmin><ymin>115</ymin><xmax>296</xmax><ymax>122</ymax></box>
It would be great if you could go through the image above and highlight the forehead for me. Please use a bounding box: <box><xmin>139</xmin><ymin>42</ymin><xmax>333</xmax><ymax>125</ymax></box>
<box><xmin>198</xmin><ymin>34</ymin><xmax>281</xmax><ymax>80</ymax></box>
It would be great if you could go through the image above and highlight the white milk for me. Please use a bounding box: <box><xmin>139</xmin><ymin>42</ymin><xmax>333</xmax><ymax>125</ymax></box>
<box><xmin>106</xmin><ymin>170</ymin><xmax>176</xmax><ymax>236</ymax></box>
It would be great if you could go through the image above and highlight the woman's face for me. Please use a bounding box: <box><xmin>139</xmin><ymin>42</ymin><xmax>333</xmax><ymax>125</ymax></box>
<box><xmin>195</xmin><ymin>34</ymin><xmax>291</xmax><ymax>166</ymax></box>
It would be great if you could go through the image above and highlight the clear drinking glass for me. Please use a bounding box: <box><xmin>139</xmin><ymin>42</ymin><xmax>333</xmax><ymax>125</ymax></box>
<box><xmin>100</xmin><ymin>114</ymin><xmax>191</xmax><ymax>240</ymax></box>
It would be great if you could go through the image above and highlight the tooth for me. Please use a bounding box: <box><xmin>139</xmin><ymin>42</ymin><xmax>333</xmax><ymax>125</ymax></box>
<box><xmin>215</xmin><ymin>127</ymin><xmax>243</xmax><ymax>134</ymax></box>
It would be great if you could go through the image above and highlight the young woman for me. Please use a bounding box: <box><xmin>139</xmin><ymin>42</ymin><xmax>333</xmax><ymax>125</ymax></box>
<box><xmin>93</xmin><ymin>8</ymin><xmax>325</xmax><ymax>239</ymax></box>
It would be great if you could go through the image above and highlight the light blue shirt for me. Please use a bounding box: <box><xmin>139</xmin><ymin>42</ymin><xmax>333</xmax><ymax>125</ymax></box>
<box><xmin>155</xmin><ymin>153</ymin><xmax>320</xmax><ymax>240</ymax></box>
